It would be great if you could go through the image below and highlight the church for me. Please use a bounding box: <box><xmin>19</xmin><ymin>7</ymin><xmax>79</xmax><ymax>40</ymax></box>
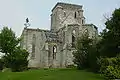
<box><xmin>20</xmin><ymin>2</ymin><xmax>98</xmax><ymax>68</ymax></box>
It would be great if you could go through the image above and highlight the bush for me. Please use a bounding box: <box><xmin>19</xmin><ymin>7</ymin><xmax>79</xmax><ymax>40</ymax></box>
<box><xmin>99</xmin><ymin>57</ymin><xmax>120</xmax><ymax>80</ymax></box>
<box><xmin>103</xmin><ymin>66</ymin><xmax>120</xmax><ymax>80</ymax></box>
<box><xmin>3</xmin><ymin>47</ymin><xmax>29</xmax><ymax>72</ymax></box>
<box><xmin>0</xmin><ymin>27</ymin><xmax>29</xmax><ymax>72</ymax></box>
<box><xmin>73</xmin><ymin>51</ymin><xmax>88</xmax><ymax>69</ymax></box>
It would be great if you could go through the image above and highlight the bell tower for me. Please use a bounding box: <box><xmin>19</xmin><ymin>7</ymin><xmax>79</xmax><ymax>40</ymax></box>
<box><xmin>51</xmin><ymin>2</ymin><xmax>85</xmax><ymax>32</ymax></box>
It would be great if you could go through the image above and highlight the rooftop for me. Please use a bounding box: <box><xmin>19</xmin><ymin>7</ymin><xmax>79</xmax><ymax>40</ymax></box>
<box><xmin>52</xmin><ymin>2</ymin><xmax>82</xmax><ymax>12</ymax></box>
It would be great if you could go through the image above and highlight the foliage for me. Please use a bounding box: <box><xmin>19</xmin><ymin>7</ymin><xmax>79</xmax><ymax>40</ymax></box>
<box><xmin>73</xmin><ymin>32</ymin><xmax>100</xmax><ymax>72</ymax></box>
<box><xmin>0</xmin><ymin>27</ymin><xmax>29</xmax><ymax>72</ymax></box>
<box><xmin>73</xmin><ymin>33</ymin><xmax>94</xmax><ymax>69</ymax></box>
<box><xmin>0</xmin><ymin>59</ymin><xmax>4</xmax><ymax>70</ymax></box>
<box><xmin>0</xmin><ymin>27</ymin><xmax>20</xmax><ymax>54</ymax></box>
<box><xmin>87</xmin><ymin>45</ymin><xmax>100</xmax><ymax>72</ymax></box>
<box><xmin>98</xmin><ymin>8</ymin><xmax>120</xmax><ymax>57</ymax></box>
<box><xmin>99</xmin><ymin>57</ymin><xmax>120</xmax><ymax>80</ymax></box>
<box><xmin>103</xmin><ymin>66</ymin><xmax>120</xmax><ymax>80</ymax></box>
<box><xmin>3</xmin><ymin>47</ymin><xmax>29</xmax><ymax>72</ymax></box>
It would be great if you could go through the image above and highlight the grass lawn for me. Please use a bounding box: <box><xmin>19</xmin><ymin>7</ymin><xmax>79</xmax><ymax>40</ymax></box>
<box><xmin>0</xmin><ymin>68</ymin><xmax>103</xmax><ymax>80</ymax></box>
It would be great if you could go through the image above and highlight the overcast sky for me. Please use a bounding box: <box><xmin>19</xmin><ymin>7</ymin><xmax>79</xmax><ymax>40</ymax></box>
<box><xmin>0</xmin><ymin>0</ymin><xmax>119</xmax><ymax>36</ymax></box>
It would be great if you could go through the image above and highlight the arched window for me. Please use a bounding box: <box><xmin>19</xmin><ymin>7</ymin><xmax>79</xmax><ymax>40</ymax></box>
<box><xmin>74</xmin><ymin>12</ymin><xmax>77</xmax><ymax>18</ymax></box>
<box><xmin>72</xmin><ymin>30</ymin><xmax>76</xmax><ymax>48</ymax></box>
<box><xmin>53</xmin><ymin>46</ymin><xmax>57</xmax><ymax>59</ymax></box>
<box><xmin>72</xmin><ymin>30</ymin><xmax>76</xmax><ymax>35</ymax></box>
<box><xmin>72</xmin><ymin>35</ymin><xmax>75</xmax><ymax>48</ymax></box>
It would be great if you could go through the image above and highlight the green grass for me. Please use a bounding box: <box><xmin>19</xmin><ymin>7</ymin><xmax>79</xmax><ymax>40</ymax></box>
<box><xmin>0</xmin><ymin>68</ymin><xmax>103</xmax><ymax>80</ymax></box>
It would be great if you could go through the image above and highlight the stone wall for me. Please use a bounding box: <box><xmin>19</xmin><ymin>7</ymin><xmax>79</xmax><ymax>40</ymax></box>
<box><xmin>20</xmin><ymin>2</ymin><xmax>98</xmax><ymax>68</ymax></box>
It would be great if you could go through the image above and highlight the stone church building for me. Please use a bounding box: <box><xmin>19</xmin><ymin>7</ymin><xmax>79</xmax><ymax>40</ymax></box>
<box><xmin>20</xmin><ymin>2</ymin><xmax>98</xmax><ymax>68</ymax></box>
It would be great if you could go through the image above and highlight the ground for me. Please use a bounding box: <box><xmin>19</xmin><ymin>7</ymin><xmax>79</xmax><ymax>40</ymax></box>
<box><xmin>0</xmin><ymin>69</ymin><xmax>103</xmax><ymax>80</ymax></box>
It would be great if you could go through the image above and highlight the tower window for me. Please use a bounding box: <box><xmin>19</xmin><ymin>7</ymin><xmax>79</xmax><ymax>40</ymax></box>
<box><xmin>74</xmin><ymin>12</ymin><xmax>77</xmax><ymax>18</ymax></box>
<box><xmin>82</xmin><ymin>20</ymin><xmax>84</xmax><ymax>24</ymax></box>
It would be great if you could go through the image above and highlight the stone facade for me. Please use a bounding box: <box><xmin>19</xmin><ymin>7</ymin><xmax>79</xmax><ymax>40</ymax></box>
<box><xmin>20</xmin><ymin>2</ymin><xmax>98</xmax><ymax>68</ymax></box>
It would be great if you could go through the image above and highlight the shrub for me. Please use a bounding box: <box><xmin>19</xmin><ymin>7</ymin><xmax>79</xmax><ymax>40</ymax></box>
<box><xmin>3</xmin><ymin>47</ymin><xmax>29</xmax><ymax>72</ymax></box>
<box><xmin>103</xmin><ymin>65</ymin><xmax>120</xmax><ymax>80</ymax></box>
<box><xmin>73</xmin><ymin>51</ymin><xmax>88</xmax><ymax>69</ymax></box>
<box><xmin>99</xmin><ymin>57</ymin><xmax>120</xmax><ymax>80</ymax></box>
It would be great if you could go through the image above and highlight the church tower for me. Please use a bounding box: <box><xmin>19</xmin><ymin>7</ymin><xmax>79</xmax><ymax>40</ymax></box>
<box><xmin>51</xmin><ymin>2</ymin><xmax>85</xmax><ymax>32</ymax></box>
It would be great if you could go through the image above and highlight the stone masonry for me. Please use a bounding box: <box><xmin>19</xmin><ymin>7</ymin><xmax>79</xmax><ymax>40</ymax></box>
<box><xmin>20</xmin><ymin>2</ymin><xmax>98</xmax><ymax>68</ymax></box>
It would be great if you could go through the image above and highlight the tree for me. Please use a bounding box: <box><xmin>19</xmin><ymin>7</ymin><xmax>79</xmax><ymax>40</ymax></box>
<box><xmin>73</xmin><ymin>33</ymin><xmax>93</xmax><ymax>69</ymax></box>
<box><xmin>3</xmin><ymin>47</ymin><xmax>29</xmax><ymax>72</ymax></box>
<box><xmin>99</xmin><ymin>8</ymin><xmax>120</xmax><ymax>57</ymax></box>
<box><xmin>0</xmin><ymin>27</ymin><xmax>29</xmax><ymax>72</ymax></box>
<box><xmin>73</xmin><ymin>32</ymin><xmax>100</xmax><ymax>72</ymax></box>
<box><xmin>0</xmin><ymin>27</ymin><xmax>19</xmax><ymax>54</ymax></box>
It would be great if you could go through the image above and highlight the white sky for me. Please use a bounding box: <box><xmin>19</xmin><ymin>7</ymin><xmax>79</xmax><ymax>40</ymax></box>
<box><xmin>0</xmin><ymin>0</ymin><xmax>119</xmax><ymax>36</ymax></box>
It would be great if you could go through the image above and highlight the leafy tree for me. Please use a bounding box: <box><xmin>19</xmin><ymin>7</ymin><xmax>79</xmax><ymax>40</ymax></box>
<box><xmin>73</xmin><ymin>33</ymin><xmax>93</xmax><ymax>69</ymax></box>
<box><xmin>73</xmin><ymin>32</ymin><xmax>100</xmax><ymax>72</ymax></box>
<box><xmin>3</xmin><ymin>47</ymin><xmax>29</xmax><ymax>72</ymax></box>
<box><xmin>87</xmin><ymin>44</ymin><xmax>100</xmax><ymax>72</ymax></box>
<box><xmin>99</xmin><ymin>8</ymin><xmax>120</xmax><ymax>57</ymax></box>
<box><xmin>96</xmin><ymin>8</ymin><xmax>120</xmax><ymax>78</ymax></box>
<box><xmin>0</xmin><ymin>27</ymin><xmax>29</xmax><ymax>72</ymax></box>
<box><xmin>0</xmin><ymin>27</ymin><xmax>20</xmax><ymax>54</ymax></box>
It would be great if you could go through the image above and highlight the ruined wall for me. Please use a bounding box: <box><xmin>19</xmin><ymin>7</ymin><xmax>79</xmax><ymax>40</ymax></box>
<box><xmin>21</xmin><ymin>28</ymin><xmax>49</xmax><ymax>68</ymax></box>
<box><xmin>82</xmin><ymin>24</ymin><xmax>98</xmax><ymax>39</ymax></box>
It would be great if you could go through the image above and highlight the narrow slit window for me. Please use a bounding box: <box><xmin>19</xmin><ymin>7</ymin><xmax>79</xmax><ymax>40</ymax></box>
<box><xmin>31</xmin><ymin>34</ymin><xmax>36</xmax><ymax>59</ymax></box>
<box><xmin>74</xmin><ymin>12</ymin><xmax>77</xmax><ymax>18</ymax></box>
<box><xmin>82</xmin><ymin>20</ymin><xmax>84</xmax><ymax>24</ymax></box>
